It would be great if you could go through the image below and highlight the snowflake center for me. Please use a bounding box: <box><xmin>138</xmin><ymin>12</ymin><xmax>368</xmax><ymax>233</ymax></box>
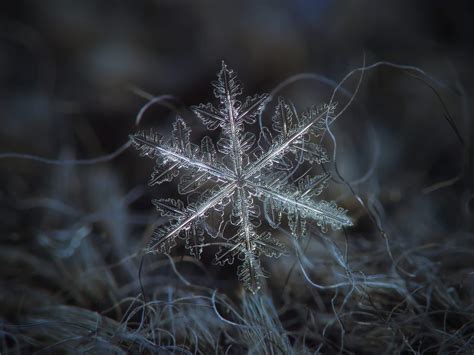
<box><xmin>235</xmin><ymin>175</ymin><xmax>246</xmax><ymax>187</ymax></box>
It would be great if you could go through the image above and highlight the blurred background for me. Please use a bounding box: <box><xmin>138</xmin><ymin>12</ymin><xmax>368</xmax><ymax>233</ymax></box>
<box><xmin>1</xmin><ymin>0</ymin><xmax>473</xmax><ymax>353</ymax></box>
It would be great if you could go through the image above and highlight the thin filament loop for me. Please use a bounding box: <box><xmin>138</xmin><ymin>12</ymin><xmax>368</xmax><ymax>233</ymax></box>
<box><xmin>0</xmin><ymin>91</ymin><xmax>183</xmax><ymax>166</ymax></box>
<box><xmin>134</xmin><ymin>93</ymin><xmax>183</xmax><ymax>126</ymax></box>
<box><xmin>258</xmin><ymin>72</ymin><xmax>353</xmax><ymax>131</ymax></box>
<box><xmin>323</xmin><ymin>57</ymin><xmax>460</xmax><ymax>278</ymax></box>
<box><xmin>258</xmin><ymin>72</ymin><xmax>355</xmax><ymax>184</ymax></box>
<box><xmin>0</xmin><ymin>141</ymin><xmax>131</xmax><ymax>166</ymax></box>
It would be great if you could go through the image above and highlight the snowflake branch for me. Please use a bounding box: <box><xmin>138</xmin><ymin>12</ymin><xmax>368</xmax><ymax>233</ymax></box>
<box><xmin>248</xmin><ymin>182</ymin><xmax>352</xmax><ymax>231</ymax></box>
<box><xmin>220</xmin><ymin>64</ymin><xmax>244</xmax><ymax>176</ymax></box>
<box><xmin>130</xmin><ymin>133</ymin><xmax>233</xmax><ymax>181</ymax></box>
<box><xmin>235</xmin><ymin>187</ymin><xmax>262</xmax><ymax>290</ymax></box>
<box><xmin>148</xmin><ymin>183</ymin><xmax>237</xmax><ymax>252</ymax></box>
<box><xmin>243</xmin><ymin>107</ymin><xmax>332</xmax><ymax>179</ymax></box>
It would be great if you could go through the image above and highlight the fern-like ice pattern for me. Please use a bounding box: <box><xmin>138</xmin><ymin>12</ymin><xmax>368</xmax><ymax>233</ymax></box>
<box><xmin>130</xmin><ymin>62</ymin><xmax>353</xmax><ymax>293</ymax></box>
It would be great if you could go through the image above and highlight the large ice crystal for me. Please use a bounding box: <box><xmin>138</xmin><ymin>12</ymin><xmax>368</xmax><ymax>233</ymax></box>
<box><xmin>130</xmin><ymin>62</ymin><xmax>353</xmax><ymax>292</ymax></box>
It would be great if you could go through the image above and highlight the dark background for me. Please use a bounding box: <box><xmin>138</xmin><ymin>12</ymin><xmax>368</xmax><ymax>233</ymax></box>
<box><xmin>1</xmin><ymin>1</ymin><xmax>473</xmax><ymax>353</ymax></box>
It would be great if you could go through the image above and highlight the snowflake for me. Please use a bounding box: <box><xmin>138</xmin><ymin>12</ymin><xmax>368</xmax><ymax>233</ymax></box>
<box><xmin>130</xmin><ymin>62</ymin><xmax>353</xmax><ymax>293</ymax></box>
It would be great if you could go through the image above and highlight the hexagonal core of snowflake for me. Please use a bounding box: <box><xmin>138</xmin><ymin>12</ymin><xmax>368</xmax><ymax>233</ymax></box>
<box><xmin>130</xmin><ymin>61</ymin><xmax>353</xmax><ymax>293</ymax></box>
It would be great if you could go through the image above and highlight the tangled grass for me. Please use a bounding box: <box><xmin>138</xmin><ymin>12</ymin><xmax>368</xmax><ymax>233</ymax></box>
<box><xmin>1</xmin><ymin>61</ymin><xmax>473</xmax><ymax>354</ymax></box>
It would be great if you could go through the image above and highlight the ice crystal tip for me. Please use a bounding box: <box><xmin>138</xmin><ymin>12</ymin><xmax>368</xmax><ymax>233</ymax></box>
<box><xmin>131</xmin><ymin>63</ymin><xmax>353</xmax><ymax>292</ymax></box>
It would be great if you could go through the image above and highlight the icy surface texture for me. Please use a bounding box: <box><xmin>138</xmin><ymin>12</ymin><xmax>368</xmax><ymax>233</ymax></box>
<box><xmin>130</xmin><ymin>62</ymin><xmax>353</xmax><ymax>293</ymax></box>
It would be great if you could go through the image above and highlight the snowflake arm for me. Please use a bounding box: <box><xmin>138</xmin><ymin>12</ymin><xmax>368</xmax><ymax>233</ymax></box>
<box><xmin>244</xmin><ymin>99</ymin><xmax>334</xmax><ymax>179</ymax></box>
<box><xmin>233</xmin><ymin>187</ymin><xmax>263</xmax><ymax>292</ymax></box>
<box><xmin>192</xmin><ymin>62</ymin><xmax>268</xmax><ymax>134</ymax></box>
<box><xmin>192</xmin><ymin>61</ymin><xmax>268</xmax><ymax>176</ymax></box>
<box><xmin>129</xmin><ymin>118</ymin><xmax>233</xmax><ymax>185</ymax></box>
<box><xmin>250</xmin><ymin>182</ymin><xmax>353</xmax><ymax>236</ymax></box>
<box><xmin>148</xmin><ymin>182</ymin><xmax>236</xmax><ymax>257</ymax></box>
<box><xmin>214</xmin><ymin>187</ymin><xmax>286</xmax><ymax>292</ymax></box>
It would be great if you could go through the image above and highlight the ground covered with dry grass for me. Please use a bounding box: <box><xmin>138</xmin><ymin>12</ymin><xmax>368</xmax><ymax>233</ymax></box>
<box><xmin>1</xmin><ymin>1</ymin><xmax>473</xmax><ymax>353</ymax></box>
